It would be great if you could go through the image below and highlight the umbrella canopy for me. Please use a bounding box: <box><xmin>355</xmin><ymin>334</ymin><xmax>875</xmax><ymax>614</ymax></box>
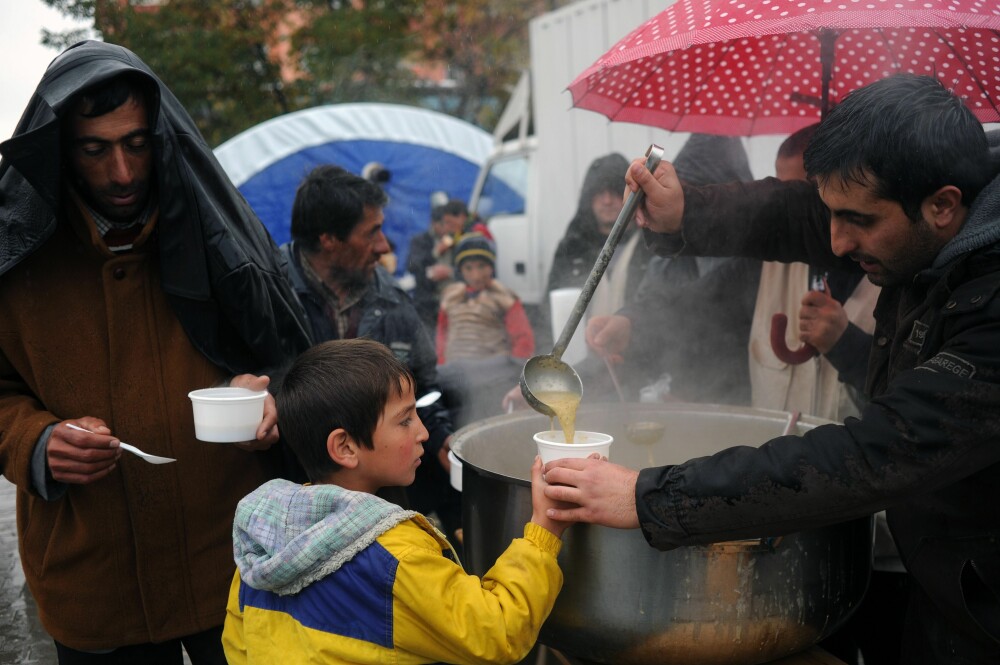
<box><xmin>568</xmin><ymin>0</ymin><xmax>1000</xmax><ymax>135</ymax></box>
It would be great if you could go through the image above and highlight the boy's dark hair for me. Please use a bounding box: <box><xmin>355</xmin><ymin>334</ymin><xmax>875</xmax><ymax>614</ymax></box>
<box><xmin>291</xmin><ymin>164</ymin><xmax>388</xmax><ymax>252</ymax></box>
<box><xmin>431</xmin><ymin>199</ymin><xmax>468</xmax><ymax>221</ymax></box>
<box><xmin>276</xmin><ymin>339</ymin><xmax>414</xmax><ymax>482</ymax></box>
<box><xmin>778</xmin><ymin>123</ymin><xmax>819</xmax><ymax>160</ymax></box>
<box><xmin>805</xmin><ymin>74</ymin><xmax>990</xmax><ymax>221</ymax></box>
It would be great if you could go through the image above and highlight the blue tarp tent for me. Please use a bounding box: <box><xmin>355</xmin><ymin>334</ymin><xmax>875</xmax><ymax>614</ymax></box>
<box><xmin>214</xmin><ymin>103</ymin><xmax>493</xmax><ymax>273</ymax></box>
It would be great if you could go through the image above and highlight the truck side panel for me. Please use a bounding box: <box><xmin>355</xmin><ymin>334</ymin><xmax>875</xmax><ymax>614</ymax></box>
<box><xmin>487</xmin><ymin>0</ymin><xmax>786</xmax><ymax>306</ymax></box>
<box><xmin>529</xmin><ymin>0</ymin><xmax>683</xmax><ymax>305</ymax></box>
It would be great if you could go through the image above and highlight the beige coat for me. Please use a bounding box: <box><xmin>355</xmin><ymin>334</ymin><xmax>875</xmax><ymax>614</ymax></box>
<box><xmin>0</xmin><ymin>197</ymin><xmax>277</xmax><ymax>650</ymax></box>
<box><xmin>439</xmin><ymin>280</ymin><xmax>517</xmax><ymax>360</ymax></box>
<box><xmin>748</xmin><ymin>262</ymin><xmax>879</xmax><ymax>421</ymax></box>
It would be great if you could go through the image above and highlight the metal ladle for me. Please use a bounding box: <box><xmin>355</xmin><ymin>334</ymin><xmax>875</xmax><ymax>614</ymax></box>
<box><xmin>520</xmin><ymin>144</ymin><xmax>664</xmax><ymax>417</ymax></box>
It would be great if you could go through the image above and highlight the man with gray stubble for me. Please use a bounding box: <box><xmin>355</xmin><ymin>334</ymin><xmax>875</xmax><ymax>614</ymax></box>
<box><xmin>280</xmin><ymin>165</ymin><xmax>462</xmax><ymax>542</ymax></box>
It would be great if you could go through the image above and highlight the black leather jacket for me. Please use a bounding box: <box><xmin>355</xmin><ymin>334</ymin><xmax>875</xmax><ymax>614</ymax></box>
<box><xmin>0</xmin><ymin>41</ymin><xmax>312</xmax><ymax>375</ymax></box>
<box><xmin>638</xmin><ymin>167</ymin><xmax>1000</xmax><ymax>655</ymax></box>
<box><xmin>618</xmin><ymin>254</ymin><xmax>760</xmax><ymax>405</ymax></box>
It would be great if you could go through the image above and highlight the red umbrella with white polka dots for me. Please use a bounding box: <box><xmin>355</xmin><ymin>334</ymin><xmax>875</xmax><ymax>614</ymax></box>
<box><xmin>568</xmin><ymin>0</ymin><xmax>1000</xmax><ymax>135</ymax></box>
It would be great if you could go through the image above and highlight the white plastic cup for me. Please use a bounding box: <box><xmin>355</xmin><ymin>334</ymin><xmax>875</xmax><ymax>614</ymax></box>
<box><xmin>188</xmin><ymin>387</ymin><xmax>268</xmax><ymax>443</ymax></box>
<box><xmin>534</xmin><ymin>430</ymin><xmax>613</xmax><ymax>464</ymax></box>
<box><xmin>448</xmin><ymin>450</ymin><xmax>463</xmax><ymax>491</ymax></box>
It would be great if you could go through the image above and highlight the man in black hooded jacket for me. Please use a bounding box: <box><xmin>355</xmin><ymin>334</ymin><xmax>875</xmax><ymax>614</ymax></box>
<box><xmin>534</xmin><ymin>152</ymin><xmax>653</xmax><ymax>362</ymax></box>
<box><xmin>0</xmin><ymin>41</ymin><xmax>311</xmax><ymax>663</ymax></box>
<box><xmin>546</xmin><ymin>153</ymin><xmax>649</xmax><ymax>300</ymax></box>
<box><xmin>542</xmin><ymin>74</ymin><xmax>1000</xmax><ymax>663</ymax></box>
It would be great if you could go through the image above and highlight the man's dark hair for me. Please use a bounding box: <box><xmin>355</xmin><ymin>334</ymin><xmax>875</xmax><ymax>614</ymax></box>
<box><xmin>73</xmin><ymin>72</ymin><xmax>154</xmax><ymax>119</ymax></box>
<box><xmin>778</xmin><ymin>123</ymin><xmax>819</xmax><ymax>160</ymax></box>
<box><xmin>805</xmin><ymin>74</ymin><xmax>989</xmax><ymax>220</ymax></box>
<box><xmin>291</xmin><ymin>164</ymin><xmax>388</xmax><ymax>252</ymax></box>
<box><xmin>431</xmin><ymin>199</ymin><xmax>468</xmax><ymax>222</ymax></box>
<box><xmin>62</xmin><ymin>73</ymin><xmax>155</xmax><ymax>157</ymax></box>
<box><xmin>276</xmin><ymin>338</ymin><xmax>414</xmax><ymax>483</ymax></box>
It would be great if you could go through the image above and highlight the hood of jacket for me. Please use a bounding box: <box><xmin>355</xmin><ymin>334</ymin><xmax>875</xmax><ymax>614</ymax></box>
<box><xmin>233</xmin><ymin>479</ymin><xmax>421</xmax><ymax>596</ymax></box>
<box><xmin>672</xmin><ymin>134</ymin><xmax>754</xmax><ymax>187</ymax></box>
<box><xmin>562</xmin><ymin>153</ymin><xmax>631</xmax><ymax>249</ymax></box>
<box><xmin>932</xmin><ymin>129</ymin><xmax>1000</xmax><ymax>271</ymax></box>
<box><xmin>0</xmin><ymin>41</ymin><xmax>311</xmax><ymax>374</ymax></box>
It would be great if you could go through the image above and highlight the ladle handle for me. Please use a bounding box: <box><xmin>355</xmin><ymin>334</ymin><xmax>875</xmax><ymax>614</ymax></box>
<box><xmin>551</xmin><ymin>144</ymin><xmax>663</xmax><ymax>360</ymax></box>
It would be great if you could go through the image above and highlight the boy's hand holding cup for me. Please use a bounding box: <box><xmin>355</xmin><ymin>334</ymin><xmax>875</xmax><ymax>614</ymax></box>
<box><xmin>530</xmin><ymin>452</ymin><xmax>605</xmax><ymax>538</ymax></box>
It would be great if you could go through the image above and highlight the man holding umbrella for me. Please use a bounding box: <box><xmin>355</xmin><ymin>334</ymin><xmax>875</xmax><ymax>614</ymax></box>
<box><xmin>542</xmin><ymin>73</ymin><xmax>1000</xmax><ymax>662</ymax></box>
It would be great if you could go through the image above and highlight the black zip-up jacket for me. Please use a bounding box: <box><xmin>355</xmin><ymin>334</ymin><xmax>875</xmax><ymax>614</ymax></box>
<box><xmin>617</xmin><ymin>254</ymin><xmax>761</xmax><ymax>404</ymax></box>
<box><xmin>637</xmin><ymin>151</ymin><xmax>1000</xmax><ymax>658</ymax></box>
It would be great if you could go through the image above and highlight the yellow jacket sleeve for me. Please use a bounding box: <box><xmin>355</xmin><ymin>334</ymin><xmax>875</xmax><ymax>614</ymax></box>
<box><xmin>386</xmin><ymin>521</ymin><xmax>563</xmax><ymax>664</ymax></box>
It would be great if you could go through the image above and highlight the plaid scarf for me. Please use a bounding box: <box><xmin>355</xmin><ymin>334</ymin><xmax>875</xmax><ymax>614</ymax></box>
<box><xmin>233</xmin><ymin>479</ymin><xmax>420</xmax><ymax>596</ymax></box>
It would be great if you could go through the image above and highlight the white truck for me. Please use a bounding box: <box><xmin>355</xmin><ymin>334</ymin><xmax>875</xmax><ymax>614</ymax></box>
<box><xmin>469</xmin><ymin>0</ymin><xmax>783</xmax><ymax>311</ymax></box>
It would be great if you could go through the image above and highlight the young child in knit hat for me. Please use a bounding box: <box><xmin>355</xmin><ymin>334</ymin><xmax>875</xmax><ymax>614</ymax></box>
<box><xmin>435</xmin><ymin>232</ymin><xmax>535</xmax><ymax>365</ymax></box>
<box><xmin>222</xmin><ymin>338</ymin><xmax>568</xmax><ymax>664</ymax></box>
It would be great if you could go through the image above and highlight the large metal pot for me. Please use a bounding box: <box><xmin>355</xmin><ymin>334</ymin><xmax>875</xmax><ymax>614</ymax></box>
<box><xmin>451</xmin><ymin>402</ymin><xmax>872</xmax><ymax>665</ymax></box>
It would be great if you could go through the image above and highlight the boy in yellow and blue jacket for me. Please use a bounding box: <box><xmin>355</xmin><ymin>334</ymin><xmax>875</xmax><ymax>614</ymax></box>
<box><xmin>222</xmin><ymin>338</ymin><xmax>569</xmax><ymax>664</ymax></box>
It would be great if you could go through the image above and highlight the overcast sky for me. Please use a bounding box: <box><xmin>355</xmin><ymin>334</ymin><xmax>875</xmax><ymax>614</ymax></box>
<box><xmin>3</xmin><ymin>2</ymin><xmax>997</xmax><ymax>148</ymax></box>
<box><xmin>0</xmin><ymin>0</ymin><xmax>91</xmax><ymax>141</ymax></box>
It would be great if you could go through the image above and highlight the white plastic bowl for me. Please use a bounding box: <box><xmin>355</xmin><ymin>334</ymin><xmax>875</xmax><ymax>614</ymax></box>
<box><xmin>448</xmin><ymin>450</ymin><xmax>462</xmax><ymax>491</ymax></box>
<box><xmin>188</xmin><ymin>387</ymin><xmax>267</xmax><ymax>443</ymax></box>
<box><xmin>534</xmin><ymin>430</ymin><xmax>613</xmax><ymax>465</ymax></box>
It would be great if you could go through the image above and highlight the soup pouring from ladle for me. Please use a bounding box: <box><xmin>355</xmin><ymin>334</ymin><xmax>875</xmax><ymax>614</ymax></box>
<box><xmin>520</xmin><ymin>144</ymin><xmax>663</xmax><ymax>417</ymax></box>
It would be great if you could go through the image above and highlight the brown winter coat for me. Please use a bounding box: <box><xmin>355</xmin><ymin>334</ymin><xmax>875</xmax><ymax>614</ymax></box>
<box><xmin>0</xmin><ymin>195</ymin><xmax>277</xmax><ymax>650</ymax></box>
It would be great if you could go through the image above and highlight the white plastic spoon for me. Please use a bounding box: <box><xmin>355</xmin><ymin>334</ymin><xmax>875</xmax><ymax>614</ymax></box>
<box><xmin>65</xmin><ymin>423</ymin><xmax>177</xmax><ymax>465</ymax></box>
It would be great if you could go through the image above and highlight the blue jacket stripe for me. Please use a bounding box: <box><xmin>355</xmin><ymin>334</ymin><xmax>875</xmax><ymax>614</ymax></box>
<box><xmin>239</xmin><ymin>541</ymin><xmax>399</xmax><ymax>648</ymax></box>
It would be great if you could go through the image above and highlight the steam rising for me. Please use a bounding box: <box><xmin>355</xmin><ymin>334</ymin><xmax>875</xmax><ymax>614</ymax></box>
<box><xmin>438</xmin><ymin>135</ymin><xmax>764</xmax><ymax>426</ymax></box>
